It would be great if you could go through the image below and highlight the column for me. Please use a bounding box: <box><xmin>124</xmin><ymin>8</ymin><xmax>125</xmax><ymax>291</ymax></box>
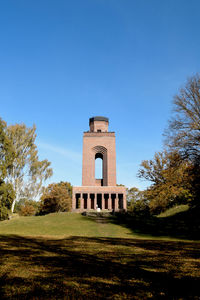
<box><xmin>123</xmin><ymin>193</ymin><xmax>127</xmax><ymax>211</ymax></box>
<box><xmin>115</xmin><ymin>195</ymin><xmax>118</xmax><ymax>211</ymax></box>
<box><xmin>102</xmin><ymin>194</ymin><xmax>105</xmax><ymax>210</ymax></box>
<box><xmin>88</xmin><ymin>193</ymin><xmax>91</xmax><ymax>210</ymax></box>
<box><xmin>72</xmin><ymin>193</ymin><xmax>76</xmax><ymax>210</ymax></box>
<box><xmin>94</xmin><ymin>193</ymin><xmax>97</xmax><ymax>210</ymax></box>
<box><xmin>108</xmin><ymin>194</ymin><xmax>112</xmax><ymax>210</ymax></box>
<box><xmin>80</xmin><ymin>194</ymin><xmax>84</xmax><ymax>210</ymax></box>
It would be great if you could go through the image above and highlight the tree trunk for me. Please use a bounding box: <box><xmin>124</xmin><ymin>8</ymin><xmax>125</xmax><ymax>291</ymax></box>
<box><xmin>11</xmin><ymin>198</ymin><xmax>16</xmax><ymax>213</ymax></box>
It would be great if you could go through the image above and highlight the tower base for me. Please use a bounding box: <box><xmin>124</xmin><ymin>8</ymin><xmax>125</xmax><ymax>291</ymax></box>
<box><xmin>72</xmin><ymin>186</ymin><xmax>127</xmax><ymax>211</ymax></box>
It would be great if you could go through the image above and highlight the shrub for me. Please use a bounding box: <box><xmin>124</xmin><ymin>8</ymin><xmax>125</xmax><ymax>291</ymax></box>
<box><xmin>19</xmin><ymin>204</ymin><xmax>36</xmax><ymax>216</ymax></box>
<box><xmin>39</xmin><ymin>182</ymin><xmax>72</xmax><ymax>215</ymax></box>
<box><xmin>0</xmin><ymin>181</ymin><xmax>15</xmax><ymax>220</ymax></box>
<box><xmin>0</xmin><ymin>205</ymin><xmax>9</xmax><ymax>220</ymax></box>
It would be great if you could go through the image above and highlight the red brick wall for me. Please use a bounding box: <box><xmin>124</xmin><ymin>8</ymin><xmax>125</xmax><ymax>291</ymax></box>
<box><xmin>90</xmin><ymin>120</ymin><xmax>108</xmax><ymax>132</ymax></box>
<box><xmin>82</xmin><ymin>132</ymin><xmax>116</xmax><ymax>186</ymax></box>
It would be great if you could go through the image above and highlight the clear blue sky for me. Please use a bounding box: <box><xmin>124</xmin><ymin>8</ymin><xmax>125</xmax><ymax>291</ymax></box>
<box><xmin>0</xmin><ymin>0</ymin><xmax>200</xmax><ymax>189</ymax></box>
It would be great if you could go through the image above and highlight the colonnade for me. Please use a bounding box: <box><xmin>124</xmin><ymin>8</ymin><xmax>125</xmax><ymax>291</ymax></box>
<box><xmin>73</xmin><ymin>192</ymin><xmax>126</xmax><ymax>211</ymax></box>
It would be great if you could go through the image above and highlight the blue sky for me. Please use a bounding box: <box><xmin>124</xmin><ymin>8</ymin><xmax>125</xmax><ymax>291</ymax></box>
<box><xmin>0</xmin><ymin>0</ymin><xmax>200</xmax><ymax>189</ymax></box>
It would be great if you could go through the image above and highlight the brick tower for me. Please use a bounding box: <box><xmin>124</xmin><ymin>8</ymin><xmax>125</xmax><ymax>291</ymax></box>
<box><xmin>72</xmin><ymin>116</ymin><xmax>126</xmax><ymax>211</ymax></box>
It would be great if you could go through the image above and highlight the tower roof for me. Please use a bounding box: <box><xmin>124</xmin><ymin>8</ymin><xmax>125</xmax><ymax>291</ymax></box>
<box><xmin>89</xmin><ymin>116</ymin><xmax>109</xmax><ymax>124</ymax></box>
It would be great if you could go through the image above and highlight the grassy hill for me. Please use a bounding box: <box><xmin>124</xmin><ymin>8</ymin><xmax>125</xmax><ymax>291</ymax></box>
<box><xmin>0</xmin><ymin>211</ymin><xmax>200</xmax><ymax>299</ymax></box>
<box><xmin>0</xmin><ymin>212</ymin><xmax>134</xmax><ymax>238</ymax></box>
<box><xmin>113</xmin><ymin>205</ymin><xmax>200</xmax><ymax>241</ymax></box>
<box><xmin>157</xmin><ymin>204</ymin><xmax>190</xmax><ymax>217</ymax></box>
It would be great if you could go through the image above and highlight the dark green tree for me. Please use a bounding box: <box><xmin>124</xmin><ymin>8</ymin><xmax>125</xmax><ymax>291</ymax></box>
<box><xmin>0</xmin><ymin>118</ymin><xmax>14</xmax><ymax>180</ymax></box>
<box><xmin>0</xmin><ymin>118</ymin><xmax>15</xmax><ymax>220</ymax></box>
<box><xmin>0</xmin><ymin>180</ymin><xmax>15</xmax><ymax>220</ymax></box>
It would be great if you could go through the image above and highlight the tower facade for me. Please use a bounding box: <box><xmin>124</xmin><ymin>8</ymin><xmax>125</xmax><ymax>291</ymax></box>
<box><xmin>82</xmin><ymin>117</ymin><xmax>116</xmax><ymax>187</ymax></box>
<box><xmin>72</xmin><ymin>116</ymin><xmax>126</xmax><ymax>211</ymax></box>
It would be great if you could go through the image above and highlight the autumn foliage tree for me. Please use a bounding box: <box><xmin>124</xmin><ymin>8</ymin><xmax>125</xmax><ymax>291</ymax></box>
<box><xmin>165</xmin><ymin>74</ymin><xmax>200</xmax><ymax>205</ymax></box>
<box><xmin>17</xmin><ymin>199</ymin><xmax>40</xmax><ymax>216</ymax></box>
<box><xmin>39</xmin><ymin>182</ymin><xmax>72</xmax><ymax>214</ymax></box>
<box><xmin>138</xmin><ymin>74</ymin><xmax>200</xmax><ymax>213</ymax></box>
<box><xmin>165</xmin><ymin>74</ymin><xmax>200</xmax><ymax>162</ymax></box>
<box><xmin>138</xmin><ymin>151</ymin><xmax>192</xmax><ymax>213</ymax></box>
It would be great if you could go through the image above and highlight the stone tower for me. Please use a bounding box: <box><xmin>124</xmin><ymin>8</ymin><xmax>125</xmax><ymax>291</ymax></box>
<box><xmin>72</xmin><ymin>116</ymin><xmax>126</xmax><ymax>211</ymax></box>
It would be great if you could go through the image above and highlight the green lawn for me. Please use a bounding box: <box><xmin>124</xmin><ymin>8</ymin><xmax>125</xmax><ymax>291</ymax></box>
<box><xmin>0</xmin><ymin>212</ymin><xmax>134</xmax><ymax>238</ymax></box>
<box><xmin>0</xmin><ymin>212</ymin><xmax>200</xmax><ymax>299</ymax></box>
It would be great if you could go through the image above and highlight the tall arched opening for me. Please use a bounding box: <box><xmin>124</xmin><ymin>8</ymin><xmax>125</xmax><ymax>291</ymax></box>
<box><xmin>92</xmin><ymin>146</ymin><xmax>108</xmax><ymax>186</ymax></box>
<box><xmin>95</xmin><ymin>153</ymin><xmax>103</xmax><ymax>186</ymax></box>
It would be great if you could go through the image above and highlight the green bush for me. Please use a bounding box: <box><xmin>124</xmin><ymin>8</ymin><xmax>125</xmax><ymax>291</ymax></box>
<box><xmin>0</xmin><ymin>206</ymin><xmax>9</xmax><ymax>221</ymax></box>
<box><xmin>0</xmin><ymin>181</ymin><xmax>15</xmax><ymax>220</ymax></box>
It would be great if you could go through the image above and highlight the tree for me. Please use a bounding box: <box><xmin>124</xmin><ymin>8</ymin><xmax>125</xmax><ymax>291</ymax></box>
<box><xmin>6</xmin><ymin>123</ymin><xmax>53</xmax><ymax>212</ymax></box>
<box><xmin>0</xmin><ymin>180</ymin><xmax>15</xmax><ymax>220</ymax></box>
<box><xmin>0</xmin><ymin>118</ymin><xmax>14</xmax><ymax>180</ymax></box>
<box><xmin>127</xmin><ymin>187</ymin><xmax>142</xmax><ymax>208</ymax></box>
<box><xmin>19</xmin><ymin>199</ymin><xmax>39</xmax><ymax>216</ymax></box>
<box><xmin>165</xmin><ymin>74</ymin><xmax>200</xmax><ymax>162</ymax></box>
<box><xmin>39</xmin><ymin>182</ymin><xmax>72</xmax><ymax>214</ymax></box>
<box><xmin>0</xmin><ymin>118</ymin><xmax>15</xmax><ymax>220</ymax></box>
<box><xmin>138</xmin><ymin>150</ymin><xmax>192</xmax><ymax>213</ymax></box>
<box><xmin>136</xmin><ymin>74</ymin><xmax>200</xmax><ymax>212</ymax></box>
<box><xmin>127</xmin><ymin>187</ymin><xmax>148</xmax><ymax>213</ymax></box>
<box><xmin>165</xmin><ymin>74</ymin><xmax>200</xmax><ymax>205</ymax></box>
<box><xmin>58</xmin><ymin>181</ymin><xmax>72</xmax><ymax>198</ymax></box>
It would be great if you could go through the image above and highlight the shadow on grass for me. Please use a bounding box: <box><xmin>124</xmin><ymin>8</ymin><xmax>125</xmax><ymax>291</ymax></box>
<box><xmin>106</xmin><ymin>206</ymin><xmax>200</xmax><ymax>241</ymax></box>
<box><xmin>0</xmin><ymin>235</ymin><xmax>200</xmax><ymax>299</ymax></box>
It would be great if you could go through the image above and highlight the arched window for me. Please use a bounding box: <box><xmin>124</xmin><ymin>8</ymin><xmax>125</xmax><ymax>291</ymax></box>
<box><xmin>95</xmin><ymin>153</ymin><xmax>103</xmax><ymax>179</ymax></box>
<box><xmin>92</xmin><ymin>146</ymin><xmax>107</xmax><ymax>186</ymax></box>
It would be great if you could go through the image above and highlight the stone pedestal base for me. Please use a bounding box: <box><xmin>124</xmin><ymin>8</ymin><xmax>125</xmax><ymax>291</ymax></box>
<box><xmin>72</xmin><ymin>186</ymin><xmax>127</xmax><ymax>211</ymax></box>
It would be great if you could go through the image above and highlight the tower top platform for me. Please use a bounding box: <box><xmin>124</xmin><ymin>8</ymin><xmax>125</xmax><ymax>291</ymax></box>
<box><xmin>89</xmin><ymin>116</ymin><xmax>109</xmax><ymax>124</ymax></box>
<box><xmin>89</xmin><ymin>116</ymin><xmax>109</xmax><ymax>133</ymax></box>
